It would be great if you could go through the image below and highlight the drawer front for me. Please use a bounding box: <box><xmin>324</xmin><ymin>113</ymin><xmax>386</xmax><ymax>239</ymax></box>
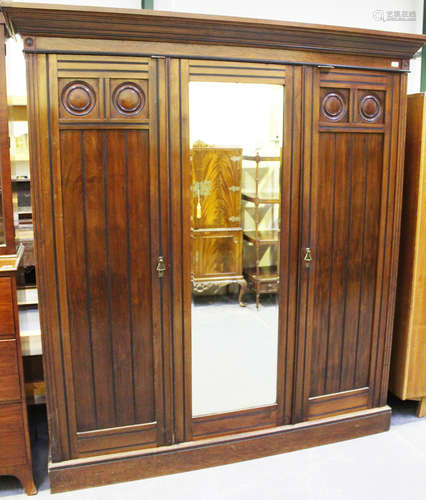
<box><xmin>0</xmin><ymin>339</ymin><xmax>21</xmax><ymax>402</ymax></box>
<box><xmin>0</xmin><ymin>403</ymin><xmax>27</xmax><ymax>466</ymax></box>
<box><xmin>259</xmin><ymin>281</ymin><xmax>279</xmax><ymax>294</ymax></box>
<box><xmin>0</xmin><ymin>277</ymin><xmax>15</xmax><ymax>338</ymax></box>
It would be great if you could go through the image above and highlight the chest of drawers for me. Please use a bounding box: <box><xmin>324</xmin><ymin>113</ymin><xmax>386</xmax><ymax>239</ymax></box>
<box><xmin>0</xmin><ymin>254</ymin><xmax>36</xmax><ymax>495</ymax></box>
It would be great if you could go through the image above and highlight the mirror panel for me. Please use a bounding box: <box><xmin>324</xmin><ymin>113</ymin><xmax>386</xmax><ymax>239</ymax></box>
<box><xmin>189</xmin><ymin>81</ymin><xmax>283</xmax><ymax>417</ymax></box>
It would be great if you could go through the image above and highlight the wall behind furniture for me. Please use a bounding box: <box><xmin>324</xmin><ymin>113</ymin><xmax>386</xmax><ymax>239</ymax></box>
<box><xmin>5</xmin><ymin>0</ymin><xmax>141</xmax><ymax>96</ymax></box>
<box><xmin>155</xmin><ymin>0</ymin><xmax>424</xmax><ymax>93</ymax></box>
<box><xmin>5</xmin><ymin>1</ymin><xmax>425</xmax><ymax>112</ymax></box>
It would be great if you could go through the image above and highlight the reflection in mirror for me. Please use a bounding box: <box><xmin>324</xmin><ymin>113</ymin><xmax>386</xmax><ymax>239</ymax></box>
<box><xmin>190</xmin><ymin>82</ymin><xmax>283</xmax><ymax>416</ymax></box>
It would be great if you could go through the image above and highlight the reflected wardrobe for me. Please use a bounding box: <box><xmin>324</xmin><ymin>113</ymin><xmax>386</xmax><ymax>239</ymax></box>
<box><xmin>3</xmin><ymin>2</ymin><xmax>424</xmax><ymax>493</ymax></box>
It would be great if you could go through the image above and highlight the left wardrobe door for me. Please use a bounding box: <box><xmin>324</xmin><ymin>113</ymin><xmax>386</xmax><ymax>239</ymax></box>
<box><xmin>27</xmin><ymin>54</ymin><xmax>170</xmax><ymax>460</ymax></box>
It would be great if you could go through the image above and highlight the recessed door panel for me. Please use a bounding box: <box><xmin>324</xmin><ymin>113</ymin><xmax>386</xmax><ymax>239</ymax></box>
<box><xmin>310</xmin><ymin>132</ymin><xmax>383</xmax><ymax>397</ymax></box>
<box><xmin>61</xmin><ymin>129</ymin><xmax>155</xmax><ymax>432</ymax></box>
<box><xmin>192</xmin><ymin>230</ymin><xmax>242</xmax><ymax>279</ymax></box>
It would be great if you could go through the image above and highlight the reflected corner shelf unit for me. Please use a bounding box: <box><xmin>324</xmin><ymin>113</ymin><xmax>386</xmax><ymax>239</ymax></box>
<box><xmin>242</xmin><ymin>153</ymin><xmax>281</xmax><ymax>308</ymax></box>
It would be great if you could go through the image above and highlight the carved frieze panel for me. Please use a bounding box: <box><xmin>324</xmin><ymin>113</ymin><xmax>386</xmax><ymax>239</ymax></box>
<box><xmin>110</xmin><ymin>79</ymin><xmax>149</xmax><ymax>120</ymax></box>
<box><xmin>356</xmin><ymin>90</ymin><xmax>385</xmax><ymax>124</ymax></box>
<box><xmin>320</xmin><ymin>89</ymin><xmax>349</xmax><ymax>122</ymax></box>
<box><xmin>59</xmin><ymin>78</ymin><xmax>100</xmax><ymax>120</ymax></box>
<box><xmin>58</xmin><ymin>77</ymin><xmax>149</xmax><ymax>121</ymax></box>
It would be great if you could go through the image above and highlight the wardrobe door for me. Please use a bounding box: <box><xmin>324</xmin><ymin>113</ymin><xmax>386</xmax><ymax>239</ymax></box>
<box><xmin>169</xmin><ymin>60</ymin><xmax>301</xmax><ymax>441</ymax></box>
<box><xmin>294</xmin><ymin>67</ymin><xmax>405</xmax><ymax>421</ymax></box>
<box><xmin>27</xmin><ymin>54</ymin><xmax>171</xmax><ymax>459</ymax></box>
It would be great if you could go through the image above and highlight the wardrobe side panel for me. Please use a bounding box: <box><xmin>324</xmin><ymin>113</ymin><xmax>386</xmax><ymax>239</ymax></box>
<box><xmin>26</xmin><ymin>53</ymin><xmax>71</xmax><ymax>461</ymax></box>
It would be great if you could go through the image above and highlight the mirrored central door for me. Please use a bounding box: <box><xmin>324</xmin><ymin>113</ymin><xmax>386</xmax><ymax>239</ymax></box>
<box><xmin>180</xmin><ymin>60</ymin><xmax>293</xmax><ymax>439</ymax></box>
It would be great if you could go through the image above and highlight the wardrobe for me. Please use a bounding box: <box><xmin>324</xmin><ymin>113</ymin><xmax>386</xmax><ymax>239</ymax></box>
<box><xmin>2</xmin><ymin>2</ymin><xmax>425</xmax><ymax>493</ymax></box>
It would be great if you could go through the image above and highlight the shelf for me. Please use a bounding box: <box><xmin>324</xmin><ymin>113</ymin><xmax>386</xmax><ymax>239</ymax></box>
<box><xmin>242</xmin><ymin>193</ymin><xmax>280</xmax><ymax>204</ymax></box>
<box><xmin>243</xmin><ymin>205</ymin><xmax>273</xmax><ymax>220</ymax></box>
<box><xmin>0</xmin><ymin>245</ymin><xmax>24</xmax><ymax>271</ymax></box>
<box><xmin>26</xmin><ymin>394</ymin><xmax>47</xmax><ymax>406</ymax></box>
<box><xmin>245</xmin><ymin>265</ymin><xmax>279</xmax><ymax>282</ymax></box>
<box><xmin>12</xmin><ymin>177</ymin><xmax>31</xmax><ymax>183</ymax></box>
<box><xmin>25</xmin><ymin>381</ymin><xmax>46</xmax><ymax>406</ymax></box>
<box><xmin>17</xmin><ymin>286</ymin><xmax>38</xmax><ymax>306</ymax></box>
<box><xmin>10</xmin><ymin>158</ymin><xmax>30</xmax><ymax>165</ymax></box>
<box><xmin>242</xmin><ymin>168</ymin><xmax>277</xmax><ymax>186</ymax></box>
<box><xmin>243</xmin><ymin>155</ymin><xmax>281</xmax><ymax>162</ymax></box>
<box><xmin>7</xmin><ymin>95</ymin><xmax>27</xmax><ymax>107</ymax></box>
<box><xmin>20</xmin><ymin>330</ymin><xmax>42</xmax><ymax>357</ymax></box>
<box><xmin>19</xmin><ymin>307</ymin><xmax>42</xmax><ymax>356</ymax></box>
<box><xmin>8</xmin><ymin>100</ymin><xmax>28</xmax><ymax>121</ymax></box>
<box><xmin>17</xmin><ymin>216</ymin><xmax>33</xmax><ymax>226</ymax></box>
<box><xmin>16</xmin><ymin>225</ymin><xmax>34</xmax><ymax>232</ymax></box>
<box><xmin>11</xmin><ymin>159</ymin><xmax>30</xmax><ymax>166</ymax></box>
<box><xmin>15</xmin><ymin>227</ymin><xmax>34</xmax><ymax>241</ymax></box>
<box><xmin>244</xmin><ymin>230</ymin><xmax>280</xmax><ymax>245</ymax></box>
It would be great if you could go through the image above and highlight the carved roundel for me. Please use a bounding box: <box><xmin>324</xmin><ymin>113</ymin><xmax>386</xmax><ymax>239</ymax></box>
<box><xmin>61</xmin><ymin>81</ymin><xmax>96</xmax><ymax>116</ymax></box>
<box><xmin>112</xmin><ymin>82</ymin><xmax>145</xmax><ymax>116</ymax></box>
<box><xmin>359</xmin><ymin>94</ymin><xmax>382</xmax><ymax>122</ymax></box>
<box><xmin>321</xmin><ymin>92</ymin><xmax>347</xmax><ymax>121</ymax></box>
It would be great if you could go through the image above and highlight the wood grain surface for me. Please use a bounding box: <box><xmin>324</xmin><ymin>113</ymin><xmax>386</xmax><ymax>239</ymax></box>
<box><xmin>390</xmin><ymin>93</ymin><xmax>426</xmax><ymax>410</ymax></box>
<box><xmin>13</xmin><ymin>5</ymin><xmax>412</xmax><ymax>490</ymax></box>
<box><xmin>2</xmin><ymin>2</ymin><xmax>425</xmax><ymax>59</ymax></box>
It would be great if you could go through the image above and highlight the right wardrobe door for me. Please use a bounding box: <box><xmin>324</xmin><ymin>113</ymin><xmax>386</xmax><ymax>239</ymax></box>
<box><xmin>294</xmin><ymin>67</ymin><xmax>405</xmax><ymax>422</ymax></box>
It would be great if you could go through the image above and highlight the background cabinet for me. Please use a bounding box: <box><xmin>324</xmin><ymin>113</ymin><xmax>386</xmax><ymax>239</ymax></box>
<box><xmin>390</xmin><ymin>92</ymin><xmax>426</xmax><ymax>418</ymax></box>
<box><xmin>0</xmin><ymin>254</ymin><xmax>36</xmax><ymax>495</ymax></box>
<box><xmin>191</xmin><ymin>145</ymin><xmax>246</xmax><ymax>304</ymax></box>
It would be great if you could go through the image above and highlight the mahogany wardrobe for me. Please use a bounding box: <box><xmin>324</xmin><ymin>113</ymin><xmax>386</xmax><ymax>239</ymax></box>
<box><xmin>2</xmin><ymin>2</ymin><xmax>425</xmax><ymax>493</ymax></box>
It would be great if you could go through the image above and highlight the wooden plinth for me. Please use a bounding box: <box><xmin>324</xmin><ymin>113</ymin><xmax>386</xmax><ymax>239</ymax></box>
<box><xmin>49</xmin><ymin>406</ymin><xmax>391</xmax><ymax>493</ymax></box>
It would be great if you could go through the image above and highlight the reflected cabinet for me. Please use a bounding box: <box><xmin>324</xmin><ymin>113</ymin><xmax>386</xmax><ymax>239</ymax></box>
<box><xmin>3</xmin><ymin>2</ymin><xmax>425</xmax><ymax>493</ymax></box>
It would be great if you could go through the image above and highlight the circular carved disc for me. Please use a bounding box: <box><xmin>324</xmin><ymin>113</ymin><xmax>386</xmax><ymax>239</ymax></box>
<box><xmin>113</xmin><ymin>83</ymin><xmax>145</xmax><ymax>115</ymax></box>
<box><xmin>321</xmin><ymin>92</ymin><xmax>346</xmax><ymax>121</ymax></box>
<box><xmin>359</xmin><ymin>94</ymin><xmax>382</xmax><ymax>122</ymax></box>
<box><xmin>62</xmin><ymin>81</ymin><xmax>96</xmax><ymax>116</ymax></box>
